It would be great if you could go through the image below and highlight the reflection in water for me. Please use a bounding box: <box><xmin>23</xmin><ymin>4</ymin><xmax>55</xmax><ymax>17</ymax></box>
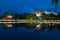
<box><xmin>2</xmin><ymin>23</ymin><xmax>60</xmax><ymax>30</ymax></box>
<box><xmin>5</xmin><ymin>23</ymin><xmax>12</xmax><ymax>27</ymax></box>
<box><xmin>35</xmin><ymin>24</ymin><xmax>41</xmax><ymax>30</ymax></box>
<box><xmin>34</xmin><ymin>11</ymin><xmax>41</xmax><ymax>30</ymax></box>
<box><xmin>4</xmin><ymin>15</ymin><xmax>13</xmax><ymax>27</ymax></box>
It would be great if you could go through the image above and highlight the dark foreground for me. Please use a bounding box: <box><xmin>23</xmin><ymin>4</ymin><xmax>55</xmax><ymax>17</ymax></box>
<box><xmin>0</xmin><ymin>24</ymin><xmax>60</xmax><ymax>40</ymax></box>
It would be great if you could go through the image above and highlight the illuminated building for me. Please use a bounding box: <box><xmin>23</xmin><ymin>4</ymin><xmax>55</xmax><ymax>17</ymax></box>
<box><xmin>34</xmin><ymin>11</ymin><xmax>42</xmax><ymax>30</ymax></box>
<box><xmin>5</xmin><ymin>15</ymin><xmax>13</xmax><ymax>27</ymax></box>
<box><xmin>6</xmin><ymin>15</ymin><xmax>13</xmax><ymax>20</ymax></box>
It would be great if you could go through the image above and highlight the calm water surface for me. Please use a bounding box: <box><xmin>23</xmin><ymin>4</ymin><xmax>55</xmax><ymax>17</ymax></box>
<box><xmin>0</xmin><ymin>24</ymin><xmax>60</xmax><ymax>40</ymax></box>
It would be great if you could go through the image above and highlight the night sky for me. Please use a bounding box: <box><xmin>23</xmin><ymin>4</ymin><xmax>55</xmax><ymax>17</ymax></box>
<box><xmin>0</xmin><ymin>0</ymin><xmax>60</xmax><ymax>15</ymax></box>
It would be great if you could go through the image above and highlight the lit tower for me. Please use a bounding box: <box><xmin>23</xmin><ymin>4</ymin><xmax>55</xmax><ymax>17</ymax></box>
<box><xmin>34</xmin><ymin>11</ymin><xmax>42</xmax><ymax>30</ymax></box>
<box><xmin>34</xmin><ymin>11</ymin><xmax>41</xmax><ymax>20</ymax></box>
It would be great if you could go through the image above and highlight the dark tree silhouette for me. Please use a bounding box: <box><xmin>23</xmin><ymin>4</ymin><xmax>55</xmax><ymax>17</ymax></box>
<box><xmin>52</xmin><ymin>0</ymin><xmax>59</xmax><ymax>9</ymax></box>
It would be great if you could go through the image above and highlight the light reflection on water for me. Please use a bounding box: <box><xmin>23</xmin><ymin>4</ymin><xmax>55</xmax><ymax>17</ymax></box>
<box><xmin>0</xmin><ymin>23</ymin><xmax>60</xmax><ymax>40</ymax></box>
<box><xmin>1</xmin><ymin>23</ymin><xmax>60</xmax><ymax>31</ymax></box>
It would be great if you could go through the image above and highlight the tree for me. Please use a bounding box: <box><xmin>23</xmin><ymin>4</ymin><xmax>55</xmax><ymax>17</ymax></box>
<box><xmin>52</xmin><ymin>0</ymin><xmax>59</xmax><ymax>9</ymax></box>
<box><xmin>23</xmin><ymin>13</ymin><xmax>36</xmax><ymax>20</ymax></box>
<box><xmin>49</xmin><ymin>13</ymin><xmax>57</xmax><ymax>20</ymax></box>
<box><xmin>0</xmin><ymin>16</ymin><xmax>3</xmax><ymax>19</ymax></box>
<box><xmin>13</xmin><ymin>13</ymin><xmax>20</xmax><ymax>20</ymax></box>
<box><xmin>41</xmin><ymin>12</ymin><xmax>47</xmax><ymax>20</ymax></box>
<box><xmin>57</xmin><ymin>13</ymin><xmax>60</xmax><ymax>20</ymax></box>
<box><xmin>3</xmin><ymin>12</ymin><xmax>8</xmax><ymax>19</ymax></box>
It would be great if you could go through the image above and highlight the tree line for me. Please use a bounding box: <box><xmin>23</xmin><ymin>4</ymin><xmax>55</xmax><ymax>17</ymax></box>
<box><xmin>0</xmin><ymin>12</ymin><xmax>60</xmax><ymax>20</ymax></box>
<box><xmin>1</xmin><ymin>12</ymin><xmax>60</xmax><ymax>30</ymax></box>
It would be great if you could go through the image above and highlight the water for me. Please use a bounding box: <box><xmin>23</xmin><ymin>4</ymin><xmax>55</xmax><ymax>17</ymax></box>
<box><xmin>0</xmin><ymin>24</ymin><xmax>60</xmax><ymax>40</ymax></box>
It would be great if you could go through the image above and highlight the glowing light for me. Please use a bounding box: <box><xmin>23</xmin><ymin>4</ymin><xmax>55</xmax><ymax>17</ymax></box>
<box><xmin>34</xmin><ymin>11</ymin><xmax>41</xmax><ymax>17</ymax></box>
<box><xmin>35</xmin><ymin>24</ymin><xmax>41</xmax><ymax>30</ymax></box>
<box><xmin>7</xmin><ymin>25</ymin><xmax>12</xmax><ymax>27</ymax></box>
<box><xmin>7</xmin><ymin>15</ymin><xmax>13</xmax><ymax>18</ymax></box>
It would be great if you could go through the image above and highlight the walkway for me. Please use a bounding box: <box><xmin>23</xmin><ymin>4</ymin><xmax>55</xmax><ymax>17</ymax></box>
<box><xmin>0</xmin><ymin>19</ymin><xmax>60</xmax><ymax>23</ymax></box>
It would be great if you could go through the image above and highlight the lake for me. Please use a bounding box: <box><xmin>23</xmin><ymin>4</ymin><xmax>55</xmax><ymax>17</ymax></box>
<box><xmin>0</xmin><ymin>23</ymin><xmax>60</xmax><ymax>40</ymax></box>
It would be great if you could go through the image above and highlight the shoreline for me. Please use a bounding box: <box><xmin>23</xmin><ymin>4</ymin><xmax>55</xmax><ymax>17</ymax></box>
<box><xmin>0</xmin><ymin>20</ymin><xmax>60</xmax><ymax>23</ymax></box>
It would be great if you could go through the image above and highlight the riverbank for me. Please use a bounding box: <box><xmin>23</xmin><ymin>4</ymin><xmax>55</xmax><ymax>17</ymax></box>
<box><xmin>0</xmin><ymin>19</ymin><xmax>60</xmax><ymax>23</ymax></box>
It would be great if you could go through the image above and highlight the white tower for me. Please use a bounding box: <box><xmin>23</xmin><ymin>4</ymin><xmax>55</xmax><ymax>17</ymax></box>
<box><xmin>34</xmin><ymin>11</ymin><xmax>42</xmax><ymax>20</ymax></box>
<box><xmin>34</xmin><ymin>11</ymin><xmax>42</xmax><ymax>30</ymax></box>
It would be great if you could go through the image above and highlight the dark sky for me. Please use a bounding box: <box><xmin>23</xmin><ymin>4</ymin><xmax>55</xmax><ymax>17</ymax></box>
<box><xmin>0</xmin><ymin>0</ymin><xmax>60</xmax><ymax>15</ymax></box>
